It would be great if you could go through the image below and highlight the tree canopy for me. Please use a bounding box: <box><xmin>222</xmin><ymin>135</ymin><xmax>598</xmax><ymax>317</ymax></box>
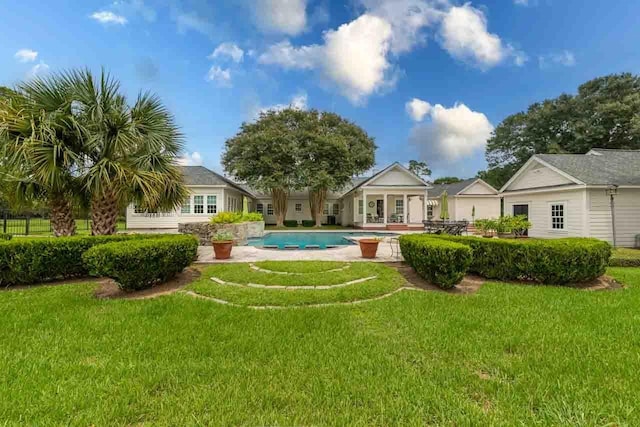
<box><xmin>480</xmin><ymin>73</ymin><xmax>640</xmax><ymax>188</ymax></box>
<box><xmin>433</xmin><ymin>176</ymin><xmax>463</xmax><ymax>185</ymax></box>
<box><xmin>408</xmin><ymin>160</ymin><xmax>431</xmax><ymax>179</ymax></box>
<box><xmin>222</xmin><ymin>108</ymin><xmax>375</xmax><ymax>226</ymax></box>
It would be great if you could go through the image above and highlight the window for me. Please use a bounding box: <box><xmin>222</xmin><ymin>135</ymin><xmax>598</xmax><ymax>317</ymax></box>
<box><xmin>427</xmin><ymin>205</ymin><xmax>433</xmax><ymax>219</ymax></box>
<box><xmin>323</xmin><ymin>203</ymin><xmax>329</xmax><ymax>215</ymax></box>
<box><xmin>551</xmin><ymin>203</ymin><xmax>565</xmax><ymax>230</ymax></box>
<box><xmin>295</xmin><ymin>203</ymin><xmax>302</xmax><ymax>212</ymax></box>
<box><xmin>395</xmin><ymin>199</ymin><xmax>404</xmax><ymax>215</ymax></box>
<box><xmin>256</xmin><ymin>203</ymin><xmax>264</xmax><ymax>214</ymax></box>
<box><xmin>207</xmin><ymin>195</ymin><xmax>217</xmax><ymax>214</ymax></box>
<box><xmin>267</xmin><ymin>204</ymin><xmax>274</xmax><ymax>215</ymax></box>
<box><xmin>194</xmin><ymin>196</ymin><xmax>204</xmax><ymax>214</ymax></box>
<box><xmin>332</xmin><ymin>203</ymin><xmax>339</xmax><ymax>215</ymax></box>
<box><xmin>358</xmin><ymin>200</ymin><xmax>364</xmax><ymax>215</ymax></box>
<box><xmin>181</xmin><ymin>197</ymin><xmax>191</xmax><ymax>214</ymax></box>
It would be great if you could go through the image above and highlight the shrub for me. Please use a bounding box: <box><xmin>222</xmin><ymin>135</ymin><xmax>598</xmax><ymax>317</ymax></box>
<box><xmin>431</xmin><ymin>235</ymin><xmax>611</xmax><ymax>285</ymax></box>
<box><xmin>0</xmin><ymin>234</ymin><xmax>161</xmax><ymax>286</ymax></box>
<box><xmin>0</xmin><ymin>233</ymin><xmax>12</xmax><ymax>241</ymax></box>
<box><xmin>302</xmin><ymin>220</ymin><xmax>315</xmax><ymax>227</ymax></box>
<box><xmin>83</xmin><ymin>235</ymin><xmax>198</xmax><ymax>291</ymax></box>
<box><xmin>242</xmin><ymin>212</ymin><xmax>264</xmax><ymax>222</ymax></box>
<box><xmin>211</xmin><ymin>211</ymin><xmax>243</xmax><ymax>224</ymax></box>
<box><xmin>283</xmin><ymin>220</ymin><xmax>298</xmax><ymax>227</ymax></box>
<box><xmin>399</xmin><ymin>234</ymin><xmax>472</xmax><ymax>289</ymax></box>
<box><xmin>213</xmin><ymin>230</ymin><xmax>234</xmax><ymax>241</ymax></box>
<box><xmin>609</xmin><ymin>248</ymin><xmax>640</xmax><ymax>267</ymax></box>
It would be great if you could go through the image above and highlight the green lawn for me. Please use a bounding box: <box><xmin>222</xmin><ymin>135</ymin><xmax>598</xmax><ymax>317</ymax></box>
<box><xmin>4</xmin><ymin>218</ymin><xmax>126</xmax><ymax>236</ymax></box>
<box><xmin>611</xmin><ymin>248</ymin><xmax>640</xmax><ymax>267</ymax></box>
<box><xmin>1</xmin><ymin>265</ymin><xmax>639</xmax><ymax>424</ymax></box>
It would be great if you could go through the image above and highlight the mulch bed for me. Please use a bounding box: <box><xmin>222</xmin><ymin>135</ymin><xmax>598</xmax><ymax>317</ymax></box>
<box><xmin>94</xmin><ymin>267</ymin><xmax>201</xmax><ymax>300</ymax></box>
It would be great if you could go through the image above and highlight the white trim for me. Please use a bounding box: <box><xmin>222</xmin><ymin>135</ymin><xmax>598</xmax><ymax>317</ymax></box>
<box><xmin>458</xmin><ymin>178</ymin><xmax>499</xmax><ymax>195</ymax></box>
<box><xmin>341</xmin><ymin>162</ymin><xmax>431</xmax><ymax>198</ymax></box>
<box><xmin>500</xmin><ymin>184</ymin><xmax>585</xmax><ymax>196</ymax></box>
<box><xmin>499</xmin><ymin>156</ymin><xmax>585</xmax><ymax>193</ymax></box>
<box><xmin>548</xmin><ymin>201</ymin><xmax>568</xmax><ymax>232</ymax></box>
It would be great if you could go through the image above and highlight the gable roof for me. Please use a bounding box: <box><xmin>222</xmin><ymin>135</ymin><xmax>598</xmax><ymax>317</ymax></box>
<box><xmin>179</xmin><ymin>166</ymin><xmax>255</xmax><ymax>197</ymax></box>
<box><xmin>429</xmin><ymin>178</ymin><xmax>497</xmax><ymax>197</ymax></box>
<box><xmin>341</xmin><ymin>162</ymin><xmax>430</xmax><ymax>197</ymax></box>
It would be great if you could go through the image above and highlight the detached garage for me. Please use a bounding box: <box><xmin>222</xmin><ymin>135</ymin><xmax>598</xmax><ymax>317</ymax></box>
<box><xmin>500</xmin><ymin>149</ymin><xmax>640</xmax><ymax>247</ymax></box>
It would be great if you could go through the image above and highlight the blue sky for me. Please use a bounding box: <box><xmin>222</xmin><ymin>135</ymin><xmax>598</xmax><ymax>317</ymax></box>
<box><xmin>2</xmin><ymin>0</ymin><xmax>639</xmax><ymax>179</ymax></box>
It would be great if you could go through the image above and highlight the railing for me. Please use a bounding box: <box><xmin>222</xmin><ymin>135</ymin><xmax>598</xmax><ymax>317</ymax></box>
<box><xmin>1</xmin><ymin>210</ymin><xmax>127</xmax><ymax>236</ymax></box>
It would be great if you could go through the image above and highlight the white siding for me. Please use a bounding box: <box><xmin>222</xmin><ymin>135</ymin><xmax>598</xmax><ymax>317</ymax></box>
<box><xmin>462</xmin><ymin>181</ymin><xmax>497</xmax><ymax>195</ymax></box>
<box><xmin>588</xmin><ymin>188</ymin><xmax>640</xmax><ymax>247</ymax></box>
<box><xmin>369</xmin><ymin>168</ymin><xmax>423</xmax><ymax>186</ymax></box>
<box><xmin>503</xmin><ymin>189</ymin><xmax>586</xmax><ymax>239</ymax></box>
<box><xmin>126</xmin><ymin>187</ymin><xmax>225</xmax><ymax>230</ymax></box>
<box><xmin>454</xmin><ymin>197</ymin><xmax>500</xmax><ymax>221</ymax></box>
<box><xmin>257</xmin><ymin>197</ymin><xmax>340</xmax><ymax>224</ymax></box>
<box><xmin>509</xmin><ymin>163</ymin><xmax>574</xmax><ymax>191</ymax></box>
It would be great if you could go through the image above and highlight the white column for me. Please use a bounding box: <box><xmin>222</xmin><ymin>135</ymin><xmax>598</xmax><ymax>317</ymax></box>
<box><xmin>423</xmin><ymin>190</ymin><xmax>429</xmax><ymax>221</ymax></box>
<box><xmin>383</xmin><ymin>193</ymin><xmax>388</xmax><ymax>225</ymax></box>
<box><xmin>403</xmin><ymin>193</ymin><xmax>408</xmax><ymax>224</ymax></box>
<box><xmin>353</xmin><ymin>194</ymin><xmax>358</xmax><ymax>225</ymax></box>
<box><xmin>362</xmin><ymin>190</ymin><xmax>367</xmax><ymax>224</ymax></box>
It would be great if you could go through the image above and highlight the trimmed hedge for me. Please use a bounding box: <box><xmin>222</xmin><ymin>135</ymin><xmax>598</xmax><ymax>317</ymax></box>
<box><xmin>83</xmin><ymin>235</ymin><xmax>198</xmax><ymax>291</ymax></box>
<box><xmin>609</xmin><ymin>249</ymin><xmax>640</xmax><ymax>267</ymax></box>
<box><xmin>401</xmin><ymin>235</ymin><xmax>611</xmax><ymax>286</ymax></box>
<box><xmin>399</xmin><ymin>234</ymin><xmax>472</xmax><ymax>289</ymax></box>
<box><xmin>284</xmin><ymin>220</ymin><xmax>298</xmax><ymax>227</ymax></box>
<box><xmin>0</xmin><ymin>234</ymin><xmax>172</xmax><ymax>287</ymax></box>
<box><xmin>302</xmin><ymin>220</ymin><xmax>315</xmax><ymax>227</ymax></box>
<box><xmin>0</xmin><ymin>233</ymin><xmax>12</xmax><ymax>241</ymax></box>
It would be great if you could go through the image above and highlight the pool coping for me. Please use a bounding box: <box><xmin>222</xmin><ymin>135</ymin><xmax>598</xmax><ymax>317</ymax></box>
<box><xmin>247</xmin><ymin>231</ymin><xmax>399</xmax><ymax>251</ymax></box>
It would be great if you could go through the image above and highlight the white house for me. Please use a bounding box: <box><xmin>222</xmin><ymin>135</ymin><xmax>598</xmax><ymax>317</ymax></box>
<box><xmin>500</xmin><ymin>148</ymin><xmax>640</xmax><ymax>247</ymax></box>
<box><xmin>422</xmin><ymin>178</ymin><xmax>500</xmax><ymax>222</ymax></box>
<box><xmin>126</xmin><ymin>166</ymin><xmax>254</xmax><ymax>230</ymax></box>
<box><xmin>127</xmin><ymin>162</ymin><xmax>433</xmax><ymax>230</ymax></box>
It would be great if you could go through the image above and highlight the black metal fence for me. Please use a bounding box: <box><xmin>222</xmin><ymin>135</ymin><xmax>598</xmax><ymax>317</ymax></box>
<box><xmin>1</xmin><ymin>210</ymin><xmax>126</xmax><ymax>236</ymax></box>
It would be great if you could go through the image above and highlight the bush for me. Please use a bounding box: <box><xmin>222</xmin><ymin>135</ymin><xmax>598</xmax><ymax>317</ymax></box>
<box><xmin>0</xmin><ymin>233</ymin><xmax>12</xmax><ymax>241</ymax></box>
<box><xmin>211</xmin><ymin>211</ymin><xmax>243</xmax><ymax>224</ymax></box>
<box><xmin>399</xmin><ymin>234</ymin><xmax>472</xmax><ymax>289</ymax></box>
<box><xmin>431</xmin><ymin>235</ymin><xmax>611</xmax><ymax>285</ymax></box>
<box><xmin>609</xmin><ymin>248</ymin><xmax>640</xmax><ymax>267</ymax></box>
<box><xmin>302</xmin><ymin>220</ymin><xmax>315</xmax><ymax>227</ymax></box>
<box><xmin>0</xmin><ymin>234</ymin><xmax>161</xmax><ymax>286</ymax></box>
<box><xmin>83</xmin><ymin>235</ymin><xmax>198</xmax><ymax>291</ymax></box>
<box><xmin>283</xmin><ymin>220</ymin><xmax>298</xmax><ymax>227</ymax></box>
<box><xmin>242</xmin><ymin>212</ymin><xmax>264</xmax><ymax>222</ymax></box>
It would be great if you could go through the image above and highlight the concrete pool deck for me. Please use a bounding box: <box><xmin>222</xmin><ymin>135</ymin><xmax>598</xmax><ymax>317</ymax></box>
<box><xmin>196</xmin><ymin>235</ymin><xmax>408</xmax><ymax>263</ymax></box>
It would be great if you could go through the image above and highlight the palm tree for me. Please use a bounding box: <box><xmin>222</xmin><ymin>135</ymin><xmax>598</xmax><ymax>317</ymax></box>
<box><xmin>69</xmin><ymin>70</ymin><xmax>188</xmax><ymax>235</ymax></box>
<box><xmin>0</xmin><ymin>76</ymin><xmax>83</xmax><ymax>236</ymax></box>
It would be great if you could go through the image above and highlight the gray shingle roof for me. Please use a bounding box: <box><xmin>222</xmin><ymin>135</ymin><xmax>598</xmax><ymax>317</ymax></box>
<box><xmin>178</xmin><ymin>166</ymin><xmax>254</xmax><ymax>196</ymax></box>
<box><xmin>535</xmin><ymin>149</ymin><xmax>640</xmax><ymax>186</ymax></box>
<box><xmin>429</xmin><ymin>179</ymin><xmax>477</xmax><ymax>197</ymax></box>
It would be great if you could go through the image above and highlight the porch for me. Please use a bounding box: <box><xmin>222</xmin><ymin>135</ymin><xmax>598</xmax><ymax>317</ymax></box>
<box><xmin>353</xmin><ymin>189</ymin><xmax>435</xmax><ymax>230</ymax></box>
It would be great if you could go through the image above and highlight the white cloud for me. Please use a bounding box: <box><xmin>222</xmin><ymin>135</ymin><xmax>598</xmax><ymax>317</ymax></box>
<box><xmin>514</xmin><ymin>0</ymin><xmax>529</xmax><ymax>5</ymax></box>
<box><xmin>112</xmin><ymin>0</ymin><xmax>157</xmax><ymax>22</ymax></box>
<box><xmin>14</xmin><ymin>49</ymin><xmax>38</xmax><ymax>63</ymax></box>
<box><xmin>358</xmin><ymin>0</ymin><xmax>443</xmax><ymax>54</ymax></box>
<box><xmin>250</xmin><ymin>92</ymin><xmax>309</xmax><ymax>119</ymax></box>
<box><xmin>409</xmin><ymin>102</ymin><xmax>494</xmax><ymax>162</ymax></box>
<box><xmin>438</xmin><ymin>4</ymin><xmax>523</xmax><ymax>69</ymax></box>
<box><xmin>259</xmin><ymin>14</ymin><xmax>394</xmax><ymax>104</ymax></box>
<box><xmin>28</xmin><ymin>62</ymin><xmax>50</xmax><ymax>79</ymax></box>
<box><xmin>539</xmin><ymin>50</ymin><xmax>576</xmax><ymax>69</ymax></box>
<box><xmin>205</xmin><ymin>66</ymin><xmax>232</xmax><ymax>87</ymax></box>
<box><xmin>253</xmin><ymin>0</ymin><xmax>308</xmax><ymax>35</ymax></box>
<box><xmin>209</xmin><ymin>43</ymin><xmax>244</xmax><ymax>63</ymax></box>
<box><xmin>177</xmin><ymin>152</ymin><xmax>203</xmax><ymax>166</ymax></box>
<box><xmin>405</xmin><ymin>98</ymin><xmax>432</xmax><ymax>122</ymax></box>
<box><xmin>175</xmin><ymin>11</ymin><xmax>213</xmax><ymax>36</ymax></box>
<box><xmin>90</xmin><ymin>11</ymin><xmax>128</xmax><ymax>25</ymax></box>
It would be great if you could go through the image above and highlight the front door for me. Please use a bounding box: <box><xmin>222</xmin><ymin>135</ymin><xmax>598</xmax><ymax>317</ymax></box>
<box><xmin>512</xmin><ymin>204</ymin><xmax>529</xmax><ymax>236</ymax></box>
<box><xmin>376</xmin><ymin>200</ymin><xmax>384</xmax><ymax>220</ymax></box>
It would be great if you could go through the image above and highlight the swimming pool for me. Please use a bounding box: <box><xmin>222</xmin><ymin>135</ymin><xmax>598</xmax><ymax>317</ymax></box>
<box><xmin>247</xmin><ymin>232</ymin><xmax>395</xmax><ymax>249</ymax></box>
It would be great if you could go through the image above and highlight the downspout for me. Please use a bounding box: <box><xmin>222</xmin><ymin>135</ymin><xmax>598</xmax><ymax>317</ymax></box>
<box><xmin>607</xmin><ymin>185</ymin><xmax>618</xmax><ymax>248</ymax></box>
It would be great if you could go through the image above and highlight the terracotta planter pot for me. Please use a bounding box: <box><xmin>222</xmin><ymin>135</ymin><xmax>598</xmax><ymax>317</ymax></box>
<box><xmin>359</xmin><ymin>239</ymin><xmax>380</xmax><ymax>259</ymax></box>
<box><xmin>212</xmin><ymin>241</ymin><xmax>233</xmax><ymax>260</ymax></box>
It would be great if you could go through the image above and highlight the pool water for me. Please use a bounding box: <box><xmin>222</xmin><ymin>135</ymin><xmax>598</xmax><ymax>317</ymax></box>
<box><xmin>247</xmin><ymin>232</ymin><xmax>395</xmax><ymax>249</ymax></box>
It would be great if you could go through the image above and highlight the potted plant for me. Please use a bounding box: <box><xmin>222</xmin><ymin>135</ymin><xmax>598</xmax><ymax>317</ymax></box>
<box><xmin>212</xmin><ymin>231</ymin><xmax>234</xmax><ymax>260</ymax></box>
<box><xmin>475</xmin><ymin>219</ymin><xmax>497</xmax><ymax>238</ymax></box>
<box><xmin>358</xmin><ymin>237</ymin><xmax>383</xmax><ymax>259</ymax></box>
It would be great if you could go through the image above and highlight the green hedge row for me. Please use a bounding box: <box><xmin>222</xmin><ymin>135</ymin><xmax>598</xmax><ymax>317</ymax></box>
<box><xmin>83</xmin><ymin>235</ymin><xmax>198</xmax><ymax>291</ymax></box>
<box><xmin>0</xmin><ymin>234</ymin><xmax>175</xmax><ymax>287</ymax></box>
<box><xmin>283</xmin><ymin>220</ymin><xmax>298</xmax><ymax>227</ymax></box>
<box><xmin>609</xmin><ymin>249</ymin><xmax>640</xmax><ymax>267</ymax></box>
<box><xmin>0</xmin><ymin>233</ymin><xmax>12</xmax><ymax>241</ymax></box>
<box><xmin>399</xmin><ymin>235</ymin><xmax>611</xmax><ymax>288</ymax></box>
<box><xmin>399</xmin><ymin>235</ymin><xmax>472</xmax><ymax>289</ymax></box>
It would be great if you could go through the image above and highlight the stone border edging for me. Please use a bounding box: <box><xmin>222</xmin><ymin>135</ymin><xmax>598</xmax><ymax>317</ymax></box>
<box><xmin>182</xmin><ymin>287</ymin><xmax>417</xmax><ymax>310</ymax></box>
<box><xmin>210</xmin><ymin>275</ymin><xmax>377</xmax><ymax>290</ymax></box>
<box><xmin>248</xmin><ymin>263</ymin><xmax>351</xmax><ymax>275</ymax></box>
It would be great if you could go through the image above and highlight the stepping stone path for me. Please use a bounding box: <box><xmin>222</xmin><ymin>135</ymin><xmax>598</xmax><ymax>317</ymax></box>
<box><xmin>210</xmin><ymin>275</ymin><xmax>377</xmax><ymax>290</ymax></box>
<box><xmin>248</xmin><ymin>263</ymin><xmax>351</xmax><ymax>275</ymax></box>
